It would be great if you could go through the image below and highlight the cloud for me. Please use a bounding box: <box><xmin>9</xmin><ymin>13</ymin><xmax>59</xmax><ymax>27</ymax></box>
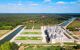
<box><xmin>56</xmin><ymin>1</ymin><xmax>66</xmax><ymax>5</ymax></box>
<box><xmin>17</xmin><ymin>3</ymin><xmax>23</xmax><ymax>6</ymax></box>
<box><xmin>69</xmin><ymin>0</ymin><xmax>80</xmax><ymax>4</ymax></box>
<box><xmin>47</xmin><ymin>6</ymin><xmax>53</xmax><ymax>8</ymax></box>
<box><xmin>7</xmin><ymin>3</ymin><xmax>23</xmax><ymax>6</ymax></box>
<box><xmin>31</xmin><ymin>3</ymin><xmax>39</xmax><ymax>6</ymax></box>
<box><xmin>44</xmin><ymin>0</ymin><xmax>51</xmax><ymax>3</ymax></box>
<box><xmin>56</xmin><ymin>1</ymin><xmax>77</xmax><ymax>5</ymax></box>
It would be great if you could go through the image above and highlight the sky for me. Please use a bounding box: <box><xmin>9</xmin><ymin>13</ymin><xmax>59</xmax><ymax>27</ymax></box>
<box><xmin>0</xmin><ymin>0</ymin><xmax>80</xmax><ymax>13</ymax></box>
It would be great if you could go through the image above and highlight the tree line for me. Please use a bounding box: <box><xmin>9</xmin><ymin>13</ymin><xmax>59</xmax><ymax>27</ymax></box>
<box><xmin>0</xmin><ymin>14</ymin><xmax>71</xmax><ymax>29</ymax></box>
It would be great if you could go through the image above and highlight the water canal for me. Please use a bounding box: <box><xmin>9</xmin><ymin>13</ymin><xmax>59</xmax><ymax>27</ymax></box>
<box><xmin>0</xmin><ymin>26</ymin><xmax>24</xmax><ymax>45</ymax></box>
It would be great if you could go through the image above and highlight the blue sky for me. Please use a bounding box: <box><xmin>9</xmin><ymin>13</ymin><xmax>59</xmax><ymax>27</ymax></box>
<box><xmin>0</xmin><ymin>0</ymin><xmax>80</xmax><ymax>13</ymax></box>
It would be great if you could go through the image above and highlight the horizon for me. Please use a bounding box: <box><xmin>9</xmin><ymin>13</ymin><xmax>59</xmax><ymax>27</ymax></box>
<box><xmin>0</xmin><ymin>12</ymin><xmax>80</xmax><ymax>13</ymax></box>
<box><xmin>0</xmin><ymin>0</ymin><xmax>80</xmax><ymax>13</ymax></box>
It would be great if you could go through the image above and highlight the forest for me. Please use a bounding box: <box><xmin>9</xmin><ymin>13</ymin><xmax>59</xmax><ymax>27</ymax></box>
<box><xmin>0</xmin><ymin>13</ymin><xmax>71</xmax><ymax>30</ymax></box>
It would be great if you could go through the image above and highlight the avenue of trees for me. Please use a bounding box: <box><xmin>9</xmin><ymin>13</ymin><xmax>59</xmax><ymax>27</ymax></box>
<box><xmin>0</xmin><ymin>14</ymin><xmax>71</xmax><ymax>30</ymax></box>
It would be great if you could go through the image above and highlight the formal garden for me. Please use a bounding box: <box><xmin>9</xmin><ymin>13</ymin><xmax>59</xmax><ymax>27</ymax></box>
<box><xmin>0</xmin><ymin>14</ymin><xmax>79</xmax><ymax>50</ymax></box>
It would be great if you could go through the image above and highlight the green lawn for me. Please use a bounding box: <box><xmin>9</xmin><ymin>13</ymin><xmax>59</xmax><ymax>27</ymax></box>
<box><xmin>23</xmin><ymin>44</ymin><xmax>80</xmax><ymax>50</ymax></box>
<box><xmin>25</xmin><ymin>46</ymin><xmax>61</xmax><ymax>50</ymax></box>
<box><xmin>16</xmin><ymin>37</ymin><xmax>42</xmax><ymax>40</ymax></box>
<box><xmin>64</xmin><ymin>42</ymin><xmax>76</xmax><ymax>46</ymax></box>
<box><xmin>22</xmin><ymin>32</ymin><xmax>41</xmax><ymax>34</ymax></box>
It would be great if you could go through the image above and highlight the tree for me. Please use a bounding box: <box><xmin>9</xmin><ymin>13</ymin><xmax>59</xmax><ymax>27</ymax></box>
<box><xmin>0</xmin><ymin>42</ymin><xmax>19</xmax><ymax>50</ymax></box>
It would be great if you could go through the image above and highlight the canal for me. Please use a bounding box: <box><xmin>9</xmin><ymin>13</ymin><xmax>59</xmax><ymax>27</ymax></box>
<box><xmin>0</xmin><ymin>26</ymin><xmax>24</xmax><ymax>45</ymax></box>
<box><xmin>60</xmin><ymin>17</ymin><xmax>76</xmax><ymax>27</ymax></box>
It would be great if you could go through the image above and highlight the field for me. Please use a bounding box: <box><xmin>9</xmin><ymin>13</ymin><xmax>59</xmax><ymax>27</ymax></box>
<box><xmin>25</xmin><ymin>46</ymin><xmax>61</xmax><ymax>50</ymax></box>
<box><xmin>67</xmin><ymin>18</ymin><xmax>80</xmax><ymax>31</ymax></box>
<box><xmin>0</xmin><ymin>14</ymin><xmax>80</xmax><ymax>50</ymax></box>
<box><xmin>24</xmin><ymin>44</ymin><xmax>80</xmax><ymax>50</ymax></box>
<box><xmin>22</xmin><ymin>32</ymin><xmax>41</xmax><ymax>34</ymax></box>
<box><xmin>66</xmin><ymin>18</ymin><xmax>80</xmax><ymax>39</ymax></box>
<box><xmin>0</xmin><ymin>30</ymin><xmax>10</xmax><ymax>37</ymax></box>
<box><xmin>16</xmin><ymin>36</ymin><xmax>42</xmax><ymax>40</ymax></box>
<box><xmin>0</xmin><ymin>14</ymin><xmax>71</xmax><ymax>30</ymax></box>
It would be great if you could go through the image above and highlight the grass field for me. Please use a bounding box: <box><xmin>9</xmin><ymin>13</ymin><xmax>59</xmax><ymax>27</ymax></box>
<box><xmin>24</xmin><ymin>45</ymin><xmax>78</xmax><ymax>50</ymax></box>
<box><xmin>0</xmin><ymin>30</ymin><xmax>10</xmax><ymax>37</ymax></box>
<box><xmin>25</xmin><ymin>46</ymin><xmax>61</xmax><ymax>50</ymax></box>
<box><xmin>16</xmin><ymin>36</ymin><xmax>42</xmax><ymax>40</ymax></box>
<box><xmin>22</xmin><ymin>32</ymin><xmax>41</xmax><ymax>34</ymax></box>
<box><xmin>64</xmin><ymin>42</ymin><xmax>76</xmax><ymax>45</ymax></box>
<box><xmin>67</xmin><ymin>18</ymin><xmax>80</xmax><ymax>39</ymax></box>
<box><xmin>67</xmin><ymin>18</ymin><xmax>80</xmax><ymax>31</ymax></box>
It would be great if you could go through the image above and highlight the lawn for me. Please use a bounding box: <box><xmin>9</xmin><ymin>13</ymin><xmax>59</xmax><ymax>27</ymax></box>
<box><xmin>64</xmin><ymin>42</ymin><xmax>76</xmax><ymax>46</ymax></box>
<box><xmin>16</xmin><ymin>36</ymin><xmax>42</xmax><ymax>40</ymax></box>
<box><xmin>25</xmin><ymin>46</ymin><xmax>61</xmax><ymax>50</ymax></box>
<box><xmin>0</xmin><ymin>30</ymin><xmax>10</xmax><ymax>37</ymax></box>
<box><xmin>22</xmin><ymin>32</ymin><xmax>41</xmax><ymax>34</ymax></box>
<box><xmin>24</xmin><ymin>44</ymin><xmax>80</xmax><ymax>50</ymax></box>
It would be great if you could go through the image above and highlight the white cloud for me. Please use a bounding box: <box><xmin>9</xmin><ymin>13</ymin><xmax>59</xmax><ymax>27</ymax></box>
<box><xmin>31</xmin><ymin>3</ymin><xmax>39</xmax><ymax>6</ymax></box>
<box><xmin>44</xmin><ymin>0</ymin><xmax>51</xmax><ymax>3</ymax></box>
<box><xmin>47</xmin><ymin>6</ymin><xmax>53</xmax><ymax>8</ymax></box>
<box><xmin>55</xmin><ymin>0</ymin><xmax>80</xmax><ymax>5</ymax></box>
<box><xmin>17</xmin><ymin>3</ymin><xmax>23</xmax><ymax>6</ymax></box>
<box><xmin>56</xmin><ymin>1</ymin><xmax>66</xmax><ymax>5</ymax></box>
<box><xmin>7</xmin><ymin>3</ymin><xmax>23</xmax><ymax>6</ymax></box>
<box><xmin>70</xmin><ymin>0</ymin><xmax>80</xmax><ymax>4</ymax></box>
